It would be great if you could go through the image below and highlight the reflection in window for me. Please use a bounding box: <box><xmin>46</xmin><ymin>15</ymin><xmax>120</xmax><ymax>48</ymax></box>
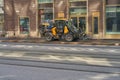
<box><xmin>71</xmin><ymin>17</ymin><xmax>77</xmax><ymax>27</ymax></box>
<box><xmin>69</xmin><ymin>1</ymin><xmax>87</xmax><ymax>15</ymax></box>
<box><xmin>0</xmin><ymin>14</ymin><xmax>4</xmax><ymax>32</ymax></box>
<box><xmin>79</xmin><ymin>17</ymin><xmax>86</xmax><ymax>32</ymax></box>
<box><xmin>70</xmin><ymin>7</ymin><xmax>86</xmax><ymax>15</ymax></box>
<box><xmin>69</xmin><ymin>0</ymin><xmax>87</xmax><ymax>2</ymax></box>
<box><xmin>38</xmin><ymin>0</ymin><xmax>53</xmax><ymax>3</ymax></box>
<box><xmin>106</xmin><ymin>6</ymin><xmax>120</xmax><ymax>33</ymax></box>
<box><xmin>19</xmin><ymin>17</ymin><xmax>29</xmax><ymax>34</ymax></box>
<box><xmin>0</xmin><ymin>0</ymin><xmax>4</xmax><ymax>33</ymax></box>
<box><xmin>38</xmin><ymin>2</ymin><xmax>53</xmax><ymax>23</ymax></box>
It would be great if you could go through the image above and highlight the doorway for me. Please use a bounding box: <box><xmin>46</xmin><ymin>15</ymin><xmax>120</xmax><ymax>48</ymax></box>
<box><xmin>93</xmin><ymin>17</ymin><xmax>98</xmax><ymax>34</ymax></box>
<box><xmin>92</xmin><ymin>12</ymin><xmax>100</xmax><ymax>38</ymax></box>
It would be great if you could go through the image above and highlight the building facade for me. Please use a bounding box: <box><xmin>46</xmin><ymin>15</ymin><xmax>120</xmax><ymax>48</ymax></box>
<box><xmin>4</xmin><ymin>0</ymin><xmax>37</xmax><ymax>37</ymax></box>
<box><xmin>4</xmin><ymin>0</ymin><xmax>120</xmax><ymax>39</ymax></box>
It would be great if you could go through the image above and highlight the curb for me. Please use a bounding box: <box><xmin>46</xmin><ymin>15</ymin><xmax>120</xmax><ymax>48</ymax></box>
<box><xmin>0</xmin><ymin>40</ymin><xmax>120</xmax><ymax>46</ymax></box>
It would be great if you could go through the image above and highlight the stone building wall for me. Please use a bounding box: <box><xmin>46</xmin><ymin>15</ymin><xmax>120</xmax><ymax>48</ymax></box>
<box><xmin>4</xmin><ymin>0</ymin><xmax>38</xmax><ymax>38</ymax></box>
<box><xmin>4</xmin><ymin>0</ymin><xmax>120</xmax><ymax>39</ymax></box>
<box><xmin>54</xmin><ymin>0</ymin><xmax>68</xmax><ymax>19</ymax></box>
<box><xmin>88</xmin><ymin>0</ymin><xmax>104</xmax><ymax>38</ymax></box>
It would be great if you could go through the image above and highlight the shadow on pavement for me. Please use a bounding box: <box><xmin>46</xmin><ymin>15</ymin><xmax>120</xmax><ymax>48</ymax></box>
<box><xmin>0</xmin><ymin>37</ymin><xmax>120</xmax><ymax>46</ymax></box>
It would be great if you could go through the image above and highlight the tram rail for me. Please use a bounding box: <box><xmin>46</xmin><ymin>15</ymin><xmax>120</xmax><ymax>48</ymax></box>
<box><xmin>0</xmin><ymin>54</ymin><xmax>120</xmax><ymax>74</ymax></box>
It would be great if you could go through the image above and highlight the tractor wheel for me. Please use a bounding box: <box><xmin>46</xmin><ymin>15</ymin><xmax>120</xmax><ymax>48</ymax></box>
<box><xmin>64</xmin><ymin>34</ymin><xmax>73</xmax><ymax>42</ymax></box>
<box><xmin>45</xmin><ymin>33</ymin><xmax>53</xmax><ymax>41</ymax></box>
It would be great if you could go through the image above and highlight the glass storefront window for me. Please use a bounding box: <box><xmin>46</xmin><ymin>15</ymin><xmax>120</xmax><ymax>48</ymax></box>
<box><xmin>106</xmin><ymin>6</ymin><xmax>120</xmax><ymax>34</ymax></box>
<box><xmin>69</xmin><ymin>1</ymin><xmax>87</xmax><ymax>15</ymax></box>
<box><xmin>0</xmin><ymin>0</ymin><xmax>4</xmax><ymax>35</ymax></box>
<box><xmin>0</xmin><ymin>14</ymin><xmax>4</xmax><ymax>34</ymax></box>
<box><xmin>38</xmin><ymin>1</ymin><xmax>53</xmax><ymax>23</ymax></box>
<box><xmin>69</xmin><ymin>1</ymin><xmax>87</xmax><ymax>29</ymax></box>
<box><xmin>38</xmin><ymin>0</ymin><xmax>53</xmax><ymax>3</ymax></box>
<box><xmin>0</xmin><ymin>14</ymin><xmax>4</xmax><ymax>23</ymax></box>
<box><xmin>70</xmin><ymin>7</ymin><xmax>86</xmax><ymax>15</ymax></box>
<box><xmin>0</xmin><ymin>0</ymin><xmax>3</xmax><ymax>7</ymax></box>
<box><xmin>69</xmin><ymin>0</ymin><xmax>87</xmax><ymax>2</ymax></box>
<box><xmin>19</xmin><ymin>17</ymin><xmax>29</xmax><ymax>34</ymax></box>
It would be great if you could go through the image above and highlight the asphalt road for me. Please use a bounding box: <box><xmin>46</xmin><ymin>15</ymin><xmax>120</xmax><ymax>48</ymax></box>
<box><xmin>1</xmin><ymin>64</ymin><xmax>120</xmax><ymax>80</ymax></box>
<box><xmin>0</xmin><ymin>63</ymin><xmax>120</xmax><ymax>80</ymax></box>
<box><xmin>0</xmin><ymin>42</ymin><xmax>120</xmax><ymax>80</ymax></box>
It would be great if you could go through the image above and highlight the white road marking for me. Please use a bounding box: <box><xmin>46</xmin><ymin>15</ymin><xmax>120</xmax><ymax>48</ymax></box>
<box><xmin>3</xmin><ymin>45</ymin><xmax>7</xmax><ymax>47</ymax></box>
<box><xmin>91</xmin><ymin>74</ymin><xmax>120</xmax><ymax>80</ymax></box>
<box><xmin>0</xmin><ymin>52</ymin><xmax>4</xmax><ymax>56</ymax></box>
<box><xmin>0</xmin><ymin>75</ymin><xmax>16</xmax><ymax>79</ymax></box>
<box><xmin>110</xmin><ymin>50</ymin><xmax>116</xmax><ymax>52</ymax></box>
<box><xmin>0</xmin><ymin>50</ymin><xmax>119</xmax><ymax>67</ymax></box>
<box><xmin>0</xmin><ymin>52</ymin><xmax>24</xmax><ymax>57</ymax></box>
<box><xmin>71</xmin><ymin>48</ymin><xmax>78</xmax><ymax>51</ymax></box>
<box><xmin>89</xmin><ymin>48</ymin><xmax>95</xmax><ymax>51</ymax></box>
<box><xmin>0</xmin><ymin>44</ymin><xmax>119</xmax><ymax>53</ymax></box>
<box><xmin>32</xmin><ymin>54</ymin><xmax>119</xmax><ymax>66</ymax></box>
<box><xmin>12</xmin><ymin>45</ymin><xmax>26</xmax><ymax>48</ymax></box>
<box><xmin>4</xmin><ymin>53</ymin><xmax>24</xmax><ymax>57</ymax></box>
<box><xmin>26</xmin><ymin>46</ymin><xmax>33</xmax><ymax>48</ymax></box>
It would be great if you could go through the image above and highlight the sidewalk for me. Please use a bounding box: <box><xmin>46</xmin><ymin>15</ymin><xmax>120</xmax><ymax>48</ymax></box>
<box><xmin>0</xmin><ymin>37</ymin><xmax>120</xmax><ymax>46</ymax></box>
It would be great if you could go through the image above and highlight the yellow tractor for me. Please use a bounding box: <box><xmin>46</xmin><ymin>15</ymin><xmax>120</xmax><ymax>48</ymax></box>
<box><xmin>41</xmin><ymin>18</ymin><xmax>80</xmax><ymax>41</ymax></box>
<box><xmin>39</xmin><ymin>12</ymin><xmax>89</xmax><ymax>41</ymax></box>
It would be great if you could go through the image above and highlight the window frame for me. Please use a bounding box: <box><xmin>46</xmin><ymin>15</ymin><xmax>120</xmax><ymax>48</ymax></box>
<box><xmin>19</xmin><ymin>16</ymin><xmax>30</xmax><ymax>34</ymax></box>
<box><xmin>105</xmin><ymin>5</ymin><xmax>120</xmax><ymax>34</ymax></box>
